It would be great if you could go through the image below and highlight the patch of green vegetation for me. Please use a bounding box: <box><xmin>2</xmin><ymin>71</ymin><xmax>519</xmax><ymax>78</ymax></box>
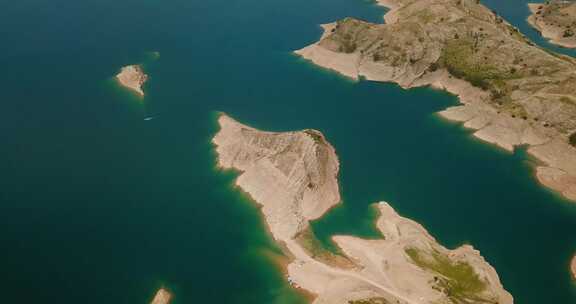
<box><xmin>338</xmin><ymin>34</ymin><xmax>358</xmax><ymax>53</ymax></box>
<box><xmin>569</xmin><ymin>132</ymin><xmax>576</xmax><ymax>147</ymax></box>
<box><xmin>416</xmin><ymin>9</ymin><xmax>436</xmax><ymax>23</ymax></box>
<box><xmin>330</xmin><ymin>18</ymin><xmax>371</xmax><ymax>54</ymax></box>
<box><xmin>304</xmin><ymin>130</ymin><xmax>323</xmax><ymax>144</ymax></box>
<box><xmin>295</xmin><ymin>227</ymin><xmax>355</xmax><ymax>269</ymax></box>
<box><xmin>405</xmin><ymin>247</ymin><xmax>494</xmax><ymax>304</ymax></box>
<box><xmin>440</xmin><ymin>39</ymin><xmax>513</xmax><ymax>95</ymax></box>
<box><xmin>506</xmin><ymin>24</ymin><xmax>527</xmax><ymax>43</ymax></box>
<box><xmin>560</xmin><ymin>96</ymin><xmax>575</xmax><ymax>105</ymax></box>
<box><xmin>296</xmin><ymin>227</ymin><xmax>335</xmax><ymax>257</ymax></box>
<box><xmin>348</xmin><ymin>297</ymin><xmax>390</xmax><ymax>304</ymax></box>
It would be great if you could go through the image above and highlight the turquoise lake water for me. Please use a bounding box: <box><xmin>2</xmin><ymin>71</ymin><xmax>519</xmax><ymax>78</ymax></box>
<box><xmin>1</xmin><ymin>0</ymin><xmax>575</xmax><ymax>303</ymax></box>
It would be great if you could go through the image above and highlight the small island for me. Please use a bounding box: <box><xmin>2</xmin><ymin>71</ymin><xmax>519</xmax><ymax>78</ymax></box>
<box><xmin>116</xmin><ymin>64</ymin><xmax>148</xmax><ymax>96</ymax></box>
<box><xmin>295</xmin><ymin>0</ymin><xmax>576</xmax><ymax>202</ymax></box>
<box><xmin>571</xmin><ymin>254</ymin><xmax>576</xmax><ymax>281</ymax></box>
<box><xmin>528</xmin><ymin>1</ymin><xmax>576</xmax><ymax>49</ymax></box>
<box><xmin>213</xmin><ymin>113</ymin><xmax>513</xmax><ymax>304</ymax></box>
<box><xmin>150</xmin><ymin>288</ymin><xmax>171</xmax><ymax>304</ymax></box>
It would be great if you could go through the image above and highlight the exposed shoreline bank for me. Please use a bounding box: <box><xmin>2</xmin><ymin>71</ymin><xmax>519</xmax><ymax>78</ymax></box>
<box><xmin>295</xmin><ymin>0</ymin><xmax>576</xmax><ymax>203</ymax></box>
<box><xmin>213</xmin><ymin>112</ymin><xmax>513</xmax><ymax>304</ymax></box>
<box><xmin>527</xmin><ymin>3</ymin><xmax>576</xmax><ymax>49</ymax></box>
<box><xmin>213</xmin><ymin>156</ymin><xmax>317</xmax><ymax>303</ymax></box>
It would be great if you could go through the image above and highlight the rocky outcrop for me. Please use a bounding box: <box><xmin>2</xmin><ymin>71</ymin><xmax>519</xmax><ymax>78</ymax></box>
<box><xmin>213</xmin><ymin>113</ymin><xmax>513</xmax><ymax>304</ymax></box>
<box><xmin>528</xmin><ymin>2</ymin><xmax>576</xmax><ymax>49</ymax></box>
<box><xmin>296</xmin><ymin>0</ymin><xmax>576</xmax><ymax>202</ymax></box>
<box><xmin>116</xmin><ymin>65</ymin><xmax>148</xmax><ymax>96</ymax></box>
<box><xmin>213</xmin><ymin>114</ymin><xmax>340</xmax><ymax>241</ymax></box>
<box><xmin>150</xmin><ymin>288</ymin><xmax>171</xmax><ymax>304</ymax></box>
<box><xmin>571</xmin><ymin>254</ymin><xmax>576</xmax><ymax>281</ymax></box>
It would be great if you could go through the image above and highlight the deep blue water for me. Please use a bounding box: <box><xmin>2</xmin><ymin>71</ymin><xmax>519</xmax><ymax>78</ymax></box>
<box><xmin>0</xmin><ymin>0</ymin><xmax>574</xmax><ymax>303</ymax></box>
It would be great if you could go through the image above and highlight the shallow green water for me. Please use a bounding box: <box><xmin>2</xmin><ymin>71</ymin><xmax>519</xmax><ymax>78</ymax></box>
<box><xmin>0</xmin><ymin>0</ymin><xmax>574</xmax><ymax>303</ymax></box>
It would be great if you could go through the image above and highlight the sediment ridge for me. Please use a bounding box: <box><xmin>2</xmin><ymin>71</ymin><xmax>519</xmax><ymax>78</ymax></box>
<box><xmin>213</xmin><ymin>113</ymin><xmax>512</xmax><ymax>304</ymax></box>
<box><xmin>527</xmin><ymin>2</ymin><xmax>576</xmax><ymax>49</ymax></box>
<box><xmin>295</xmin><ymin>0</ymin><xmax>576</xmax><ymax>202</ymax></box>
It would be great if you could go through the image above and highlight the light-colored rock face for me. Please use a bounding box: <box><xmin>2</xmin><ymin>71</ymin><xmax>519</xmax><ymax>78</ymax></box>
<box><xmin>213</xmin><ymin>113</ymin><xmax>513</xmax><ymax>304</ymax></box>
<box><xmin>528</xmin><ymin>2</ymin><xmax>576</xmax><ymax>49</ymax></box>
<box><xmin>116</xmin><ymin>65</ymin><xmax>148</xmax><ymax>96</ymax></box>
<box><xmin>290</xmin><ymin>202</ymin><xmax>513</xmax><ymax>304</ymax></box>
<box><xmin>150</xmin><ymin>288</ymin><xmax>171</xmax><ymax>304</ymax></box>
<box><xmin>295</xmin><ymin>0</ymin><xmax>576</xmax><ymax>202</ymax></box>
<box><xmin>213</xmin><ymin>114</ymin><xmax>340</xmax><ymax>240</ymax></box>
<box><xmin>571</xmin><ymin>255</ymin><xmax>576</xmax><ymax>281</ymax></box>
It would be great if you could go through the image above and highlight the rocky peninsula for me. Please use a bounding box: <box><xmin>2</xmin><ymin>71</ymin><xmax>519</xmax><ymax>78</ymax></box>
<box><xmin>150</xmin><ymin>288</ymin><xmax>171</xmax><ymax>304</ymax></box>
<box><xmin>296</xmin><ymin>0</ymin><xmax>576</xmax><ymax>202</ymax></box>
<box><xmin>528</xmin><ymin>1</ymin><xmax>576</xmax><ymax>49</ymax></box>
<box><xmin>213</xmin><ymin>113</ymin><xmax>513</xmax><ymax>304</ymax></box>
<box><xmin>116</xmin><ymin>65</ymin><xmax>148</xmax><ymax>96</ymax></box>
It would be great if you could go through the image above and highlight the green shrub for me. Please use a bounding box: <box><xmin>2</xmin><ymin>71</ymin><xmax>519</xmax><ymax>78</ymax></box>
<box><xmin>569</xmin><ymin>133</ymin><xmax>576</xmax><ymax>147</ymax></box>
<box><xmin>405</xmin><ymin>248</ymin><xmax>493</xmax><ymax>303</ymax></box>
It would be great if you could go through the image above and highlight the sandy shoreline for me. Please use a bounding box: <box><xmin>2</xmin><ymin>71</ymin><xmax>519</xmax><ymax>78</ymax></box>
<box><xmin>294</xmin><ymin>0</ymin><xmax>576</xmax><ymax>203</ymax></box>
<box><xmin>213</xmin><ymin>113</ymin><xmax>513</xmax><ymax>304</ymax></box>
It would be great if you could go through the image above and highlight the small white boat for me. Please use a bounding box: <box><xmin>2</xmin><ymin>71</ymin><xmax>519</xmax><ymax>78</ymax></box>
<box><xmin>144</xmin><ymin>117</ymin><xmax>154</xmax><ymax>121</ymax></box>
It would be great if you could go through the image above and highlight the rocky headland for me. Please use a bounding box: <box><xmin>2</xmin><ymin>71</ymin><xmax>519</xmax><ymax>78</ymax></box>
<box><xmin>150</xmin><ymin>288</ymin><xmax>171</xmax><ymax>304</ymax></box>
<box><xmin>116</xmin><ymin>65</ymin><xmax>148</xmax><ymax>96</ymax></box>
<box><xmin>528</xmin><ymin>1</ymin><xmax>576</xmax><ymax>49</ymax></box>
<box><xmin>295</xmin><ymin>0</ymin><xmax>576</xmax><ymax>202</ymax></box>
<box><xmin>213</xmin><ymin>113</ymin><xmax>513</xmax><ymax>304</ymax></box>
